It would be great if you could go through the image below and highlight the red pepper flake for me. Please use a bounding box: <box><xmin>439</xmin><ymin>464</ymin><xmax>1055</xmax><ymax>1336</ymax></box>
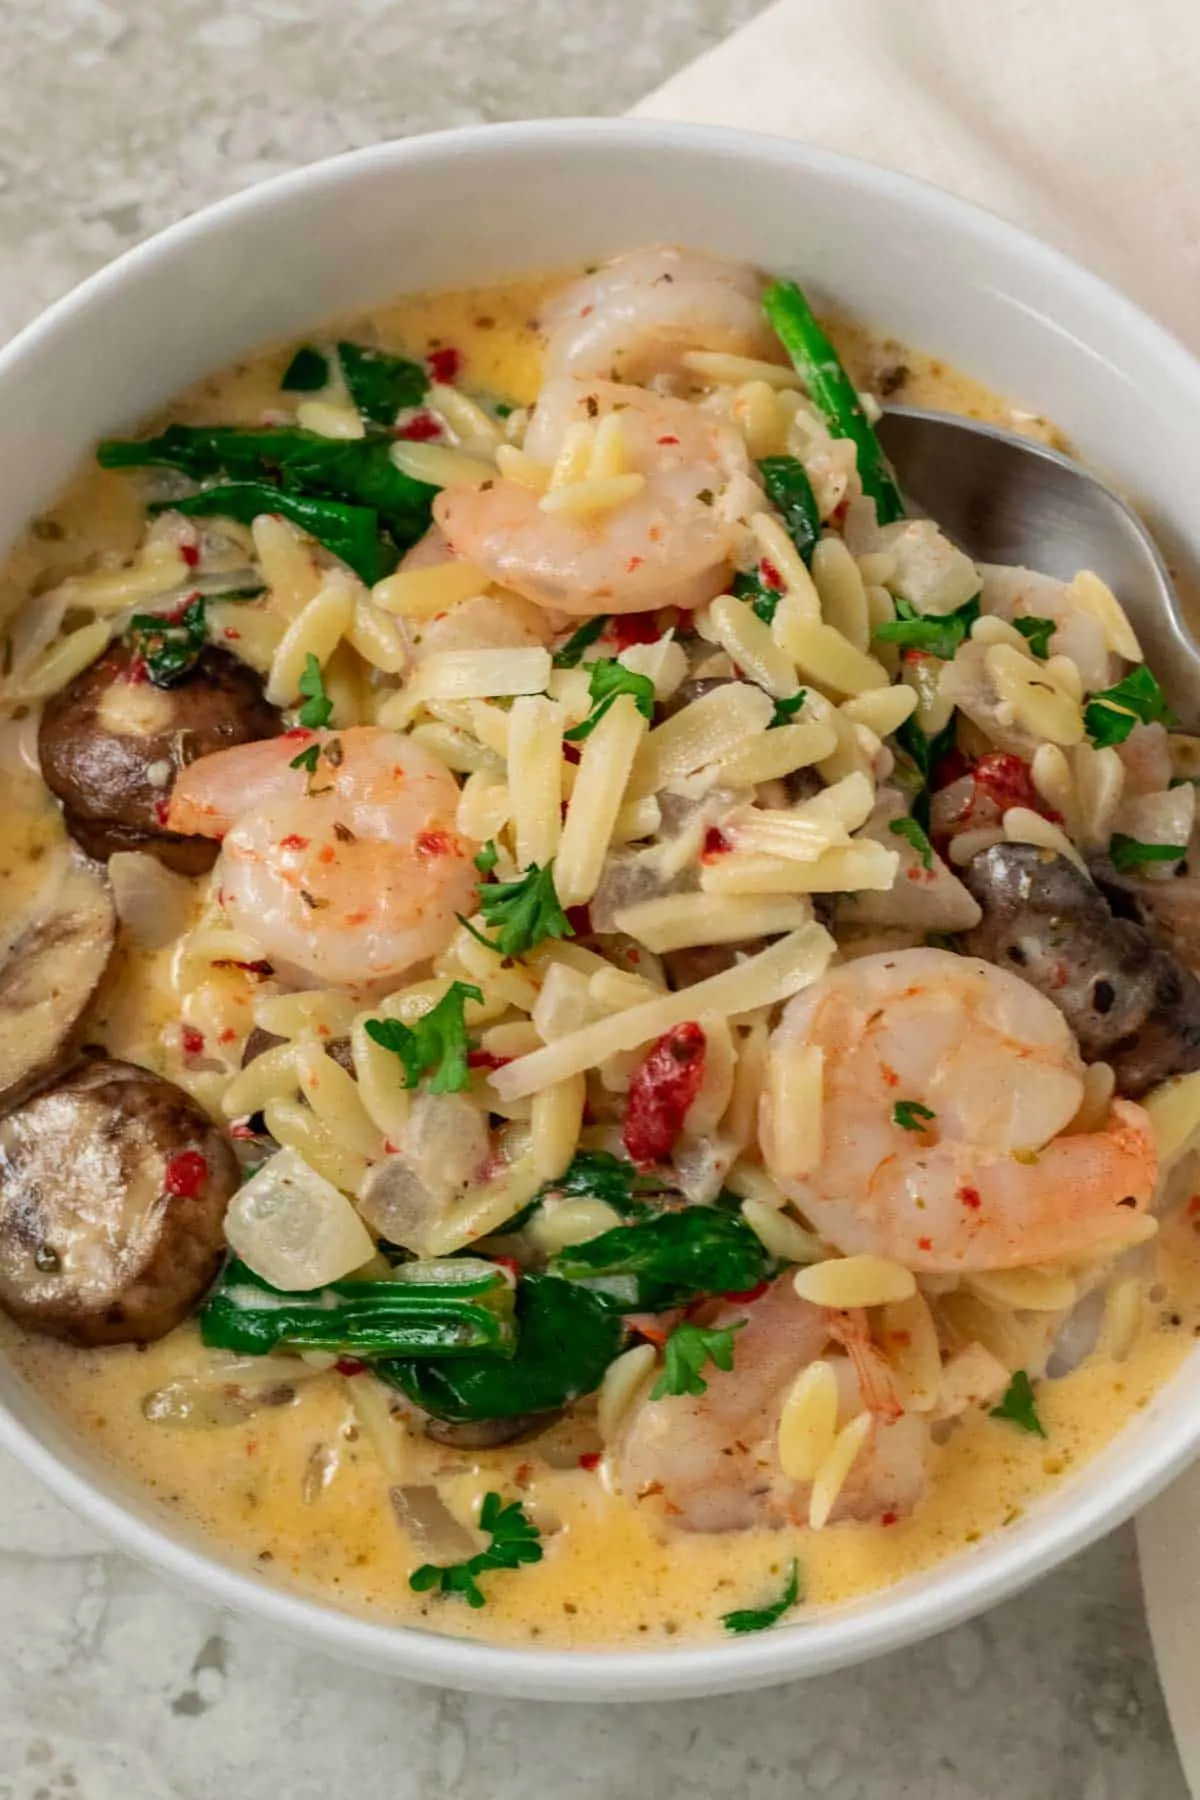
<box><xmin>623</xmin><ymin>1021</ymin><xmax>707</xmax><ymax>1166</ymax></box>
<box><xmin>565</xmin><ymin>904</ymin><xmax>592</xmax><ymax>936</ymax></box>
<box><xmin>218</xmin><ymin>1028</ymin><xmax>236</xmax><ymax>1044</ymax></box>
<box><xmin>1187</xmin><ymin>1195</ymin><xmax>1200</xmax><ymax>1217</ymax></box>
<box><xmin>415</xmin><ymin>829</ymin><xmax>453</xmax><ymax>857</ymax></box>
<box><xmin>607</xmin><ymin>611</ymin><xmax>661</xmax><ymax>651</ymax></box>
<box><xmin>958</xmin><ymin>1186</ymin><xmax>982</xmax><ymax>1210</ymax></box>
<box><xmin>759</xmin><ymin>557</ymin><xmax>783</xmax><ymax>591</ymax></box>
<box><xmin>722</xmin><ymin>1279</ymin><xmax>770</xmax><ymax>1305</ymax></box>
<box><xmin>180</xmin><ymin>1024</ymin><xmax>205</xmax><ymax>1057</ymax></box>
<box><xmin>335</xmin><ymin>1358</ymin><xmax>366</xmax><ymax>1377</ymax></box>
<box><xmin>467</xmin><ymin>1048</ymin><xmax>512</xmax><ymax>1071</ymax></box>
<box><xmin>917</xmin><ymin>1236</ymin><xmax>932</xmax><ymax>1252</ymax></box>
<box><xmin>490</xmin><ymin>1256</ymin><xmax>521</xmax><ymax>1279</ymax></box>
<box><xmin>223</xmin><ymin>627</ymin><xmax>241</xmax><ymax>640</ymax></box>
<box><xmin>283</xmin><ymin>725</ymin><xmax>314</xmax><ymax>741</ymax></box>
<box><xmin>880</xmin><ymin>1511</ymin><xmax>898</xmax><ymax>1527</ymax></box>
<box><xmin>656</xmin><ymin>434</ymin><xmax>679</xmax><ymax>445</ymax></box>
<box><xmin>578</xmin><ymin>1451</ymin><xmax>602</xmax><ymax>1472</ymax></box>
<box><xmin>180</xmin><ymin>542</ymin><xmax>200</xmax><ymax>567</ymax></box>
<box><xmin>427</xmin><ymin>346</ymin><xmax>461</xmax><ymax>384</ymax></box>
<box><xmin>563</xmin><ymin>742</ymin><xmax>581</xmax><ymax>766</ymax></box>
<box><xmin>164</xmin><ymin>1149</ymin><xmax>208</xmax><ymax>1198</ymax></box>
<box><xmin>153</xmin><ymin>796</ymin><xmax>172</xmax><ymax>828</ymax></box>
<box><xmin>971</xmin><ymin>752</ymin><xmax>1061</xmax><ymax>822</ymax></box>
<box><xmin>702</xmin><ymin>827</ymin><xmax>731</xmax><ymax>860</ymax></box>
<box><xmin>626</xmin><ymin>555</ymin><xmax>643</xmax><ymax>574</ymax></box>
<box><xmin>126</xmin><ymin>652</ymin><xmax>150</xmax><ymax>686</ymax></box>
<box><xmin>229</xmin><ymin>1120</ymin><xmax>258</xmax><ymax>1141</ymax></box>
<box><xmin>395</xmin><ymin>410</ymin><xmax>442</xmax><ymax>442</ymax></box>
<box><xmin>279</xmin><ymin>833</ymin><xmax>310</xmax><ymax>851</ymax></box>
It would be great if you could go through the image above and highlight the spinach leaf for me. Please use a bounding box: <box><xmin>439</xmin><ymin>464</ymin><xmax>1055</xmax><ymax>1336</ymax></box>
<box><xmin>1084</xmin><ymin>665</ymin><xmax>1175</xmax><ymax>747</ymax></box>
<box><xmin>338</xmin><ymin>341</ymin><xmax>428</xmax><ymax>425</ymax></box>
<box><xmin>127</xmin><ymin>596</ymin><xmax>209</xmax><ymax>686</ymax></box>
<box><xmin>99</xmin><ymin>423</ymin><xmax>435</xmax><ymax>547</ymax></box>
<box><xmin>875</xmin><ymin>595</ymin><xmax>980</xmax><ymax>660</ymax></box>
<box><xmin>157</xmin><ymin>482</ymin><xmax>392</xmax><ymax>586</ymax></box>
<box><xmin>199</xmin><ymin>1257</ymin><xmax>517</xmax><ymax>1359</ymax></box>
<box><xmin>281</xmin><ymin>346</ymin><xmax>329</xmax><ymax>392</ymax></box>
<box><xmin>732</xmin><ymin>566</ymin><xmax>784</xmax><ymax>625</ymax></box>
<box><xmin>548</xmin><ymin>1207</ymin><xmax>770</xmax><ymax>1311</ymax></box>
<box><xmin>894</xmin><ymin>712</ymin><xmax>958</xmax><ymax>831</ymax></box>
<box><xmin>757</xmin><ymin>455</ymin><xmax>820</xmax><ymax>566</ymax></box>
<box><xmin>380</xmin><ymin>1273</ymin><xmax>624</xmax><ymax>1422</ymax></box>
<box><xmin>1012</xmin><ymin>615</ymin><xmax>1055</xmax><ymax>659</ymax></box>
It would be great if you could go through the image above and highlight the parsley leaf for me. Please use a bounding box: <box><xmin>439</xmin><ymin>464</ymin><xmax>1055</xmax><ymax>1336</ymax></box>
<box><xmin>732</xmin><ymin>566</ymin><xmax>784</xmax><ymax>626</ymax></box>
<box><xmin>1012</xmin><ymin>615</ymin><xmax>1056</xmax><ymax>659</ymax></box>
<box><xmin>281</xmin><ymin>346</ymin><xmax>329</xmax><ymax>392</ymax></box>
<box><xmin>989</xmin><ymin>1369</ymin><xmax>1046</xmax><ymax>1438</ymax></box>
<box><xmin>875</xmin><ymin>595</ymin><xmax>980</xmax><ymax>660</ymax></box>
<box><xmin>297</xmin><ymin>653</ymin><xmax>333</xmax><ymax>729</ymax></box>
<box><xmin>552</xmin><ymin>615</ymin><xmax>609</xmax><ymax>669</ymax></box>
<box><xmin>1109</xmin><ymin>833</ymin><xmax>1188</xmax><ymax>873</ymax></box>
<box><xmin>651</xmin><ymin>1321</ymin><xmax>743</xmax><ymax>1401</ymax></box>
<box><xmin>530</xmin><ymin>1151</ymin><xmax>671</xmax><ymax>1222</ymax></box>
<box><xmin>409</xmin><ymin>1491</ymin><xmax>542</xmax><ymax>1608</ymax></box>
<box><xmin>563</xmin><ymin>659</ymin><xmax>657</xmax><ymax>742</ymax></box>
<box><xmin>127</xmin><ymin>597</ymin><xmax>209</xmax><ymax>687</ymax></box>
<box><xmin>893</xmin><ymin>1099</ymin><xmax>936</xmax><ymax>1132</ymax></box>
<box><xmin>338</xmin><ymin>341</ymin><xmax>428</xmax><ymax>426</ymax></box>
<box><xmin>464</xmin><ymin>860</ymin><xmax>574</xmax><ymax>959</ymax></box>
<box><xmin>473</xmin><ymin>839</ymin><xmax>499</xmax><ymax>876</ymax></box>
<box><xmin>364</xmin><ymin>981</ymin><xmax>483</xmax><ymax>1094</ymax></box>
<box><xmin>769</xmin><ymin>690</ymin><xmax>808</xmax><ymax>729</ymax></box>
<box><xmin>288</xmin><ymin>742</ymin><xmax>321</xmax><ymax>774</ymax></box>
<box><xmin>888</xmin><ymin>815</ymin><xmax>934</xmax><ymax>870</ymax></box>
<box><xmin>1084</xmin><ymin>665</ymin><xmax>1176</xmax><ymax>747</ymax></box>
<box><xmin>721</xmin><ymin>1559</ymin><xmax>802</xmax><ymax>1635</ymax></box>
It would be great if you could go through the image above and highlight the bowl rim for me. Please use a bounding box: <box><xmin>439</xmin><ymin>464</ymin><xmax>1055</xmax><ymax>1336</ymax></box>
<box><xmin>3</xmin><ymin>113</ymin><xmax>1199</xmax><ymax>1701</ymax></box>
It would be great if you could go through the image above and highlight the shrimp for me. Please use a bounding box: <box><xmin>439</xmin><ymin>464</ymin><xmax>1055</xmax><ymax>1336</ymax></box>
<box><xmin>435</xmin><ymin>378</ymin><xmax>753</xmax><ymax>617</ymax></box>
<box><xmin>167</xmin><ymin>726</ymin><xmax>476</xmax><ymax>988</ymax></box>
<box><xmin>761</xmin><ymin>947</ymin><xmax>1157</xmax><ymax>1273</ymax></box>
<box><xmin>539</xmin><ymin>246</ymin><xmax>779</xmax><ymax>384</ymax></box>
<box><xmin>612</xmin><ymin>1278</ymin><xmax>927</xmax><ymax>1532</ymax></box>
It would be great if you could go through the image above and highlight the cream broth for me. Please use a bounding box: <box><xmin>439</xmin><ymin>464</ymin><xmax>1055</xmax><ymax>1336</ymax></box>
<box><xmin>2</xmin><ymin>272</ymin><xmax>1194</xmax><ymax>1649</ymax></box>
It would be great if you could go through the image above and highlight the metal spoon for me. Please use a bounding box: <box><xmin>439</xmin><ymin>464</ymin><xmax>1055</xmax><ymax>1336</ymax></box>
<box><xmin>876</xmin><ymin>405</ymin><xmax>1200</xmax><ymax>723</ymax></box>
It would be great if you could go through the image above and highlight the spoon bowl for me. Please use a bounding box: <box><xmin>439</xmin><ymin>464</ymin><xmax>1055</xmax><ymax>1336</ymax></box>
<box><xmin>877</xmin><ymin>405</ymin><xmax>1200</xmax><ymax>724</ymax></box>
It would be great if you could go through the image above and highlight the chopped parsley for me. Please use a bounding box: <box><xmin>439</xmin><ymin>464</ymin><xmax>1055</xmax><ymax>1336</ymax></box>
<box><xmin>888</xmin><ymin>815</ymin><xmax>934</xmax><ymax>869</ymax></box>
<box><xmin>364</xmin><ymin>981</ymin><xmax>483</xmax><ymax>1094</ymax></box>
<box><xmin>409</xmin><ymin>1491</ymin><xmax>542</xmax><ymax>1608</ymax></box>
<box><xmin>769</xmin><ymin>690</ymin><xmax>808</xmax><ymax>729</ymax></box>
<box><xmin>874</xmin><ymin>594</ymin><xmax>980</xmax><ymax>660</ymax></box>
<box><xmin>757</xmin><ymin>455</ymin><xmax>819</xmax><ymax>566</ymax></box>
<box><xmin>127</xmin><ymin>597</ymin><xmax>209</xmax><ymax>687</ymax></box>
<box><xmin>288</xmin><ymin>742</ymin><xmax>321</xmax><ymax>774</ymax></box>
<box><xmin>721</xmin><ymin>1559</ymin><xmax>802</xmax><ymax>1635</ymax></box>
<box><xmin>473</xmin><ymin>839</ymin><xmax>499</xmax><ymax>876</ymax></box>
<box><xmin>1109</xmin><ymin>833</ymin><xmax>1187</xmax><ymax>873</ymax></box>
<box><xmin>552</xmin><ymin>614</ymin><xmax>610</xmax><ymax>669</ymax></box>
<box><xmin>651</xmin><ymin>1321</ymin><xmax>743</xmax><ymax>1401</ymax></box>
<box><xmin>563</xmin><ymin>658</ymin><xmax>657</xmax><ymax>742</ymax></box>
<box><xmin>732</xmin><ymin>566</ymin><xmax>784</xmax><ymax>626</ymax></box>
<box><xmin>1012</xmin><ymin>615</ymin><xmax>1056</xmax><ymax>659</ymax></box>
<box><xmin>297</xmin><ymin>653</ymin><xmax>334</xmax><ymax>729</ymax></box>
<box><xmin>989</xmin><ymin>1369</ymin><xmax>1046</xmax><ymax>1438</ymax></box>
<box><xmin>1084</xmin><ymin>665</ymin><xmax>1175</xmax><ymax>747</ymax></box>
<box><xmin>463</xmin><ymin>860</ymin><xmax>574</xmax><ymax>959</ymax></box>
<box><xmin>893</xmin><ymin>1100</ymin><xmax>936</xmax><ymax>1132</ymax></box>
<box><xmin>281</xmin><ymin>346</ymin><xmax>329</xmax><ymax>392</ymax></box>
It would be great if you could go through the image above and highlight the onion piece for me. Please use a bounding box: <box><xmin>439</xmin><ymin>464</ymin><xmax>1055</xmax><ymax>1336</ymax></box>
<box><xmin>224</xmin><ymin>1147</ymin><xmax>375</xmax><ymax>1290</ymax></box>
<box><xmin>109</xmin><ymin>851</ymin><xmax>195</xmax><ymax>949</ymax></box>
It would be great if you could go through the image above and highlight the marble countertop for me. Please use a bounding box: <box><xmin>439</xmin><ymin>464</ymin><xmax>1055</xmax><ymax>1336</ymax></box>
<box><xmin>0</xmin><ymin>3</ymin><xmax>1189</xmax><ymax>1794</ymax></box>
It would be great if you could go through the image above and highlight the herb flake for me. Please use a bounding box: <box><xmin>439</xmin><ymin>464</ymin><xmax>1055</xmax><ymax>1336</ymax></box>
<box><xmin>875</xmin><ymin>595</ymin><xmax>980</xmax><ymax>660</ymax></box>
<box><xmin>1109</xmin><ymin>833</ymin><xmax>1187</xmax><ymax>873</ymax></box>
<box><xmin>1084</xmin><ymin>666</ymin><xmax>1175</xmax><ymax>747</ymax></box>
<box><xmin>297</xmin><ymin>653</ymin><xmax>333</xmax><ymax>729</ymax></box>
<box><xmin>1012</xmin><ymin>615</ymin><xmax>1056</xmax><ymax>659</ymax></box>
<box><xmin>651</xmin><ymin>1321</ymin><xmax>743</xmax><ymax>1400</ymax></box>
<box><xmin>893</xmin><ymin>1100</ymin><xmax>936</xmax><ymax>1132</ymax></box>
<box><xmin>463</xmin><ymin>861</ymin><xmax>573</xmax><ymax>959</ymax></box>
<box><xmin>989</xmin><ymin>1369</ymin><xmax>1046</xmax><ymax>1438</ymax></box>
<box><xmin>563</xmin><ymin>659</ymin><xmax>657</xmax><ymax>743</ymax></box>
<box><xmin>281</xmin><ymin>346</ymin><xmax>329</xmax><ymax>392</ymax></box>
<box><xmin>721</xmin><ymin>1559</ymin><xmax>802</xmax><ymax>1635</ymax></box>
<box><xmin>552</xmin><ymin>614</ymin><xmax>610</xmax><ymax>669</ymax></box>
<box><xmin>888</xmin><ymin>815</ymin><xmax>934</xmax><ymax>870</ymax></box>
<box><xmin>364</xmin><ymin>981</ymin><xmax>483</xmax><ymax>1094</ymax></box>
<box><xmin>409</xmin><ymin>1491</ymin><xmax>542</xmax><ymax>1608</ymax></box>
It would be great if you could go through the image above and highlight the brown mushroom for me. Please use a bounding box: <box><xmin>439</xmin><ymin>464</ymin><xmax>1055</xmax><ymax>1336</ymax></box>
<box><xmin>0</xmin><ymin>1059</ymin><xmax>238</xmax><ymax>1345</ymax></box>
<box><xmin>39</xmin><ymin>642</ymin><xmax>282</xmax><ymax>873</ymax></box>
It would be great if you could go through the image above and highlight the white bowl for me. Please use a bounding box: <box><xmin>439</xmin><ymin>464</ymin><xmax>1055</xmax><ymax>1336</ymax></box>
<box><xmin>2</xmin><ymin>118</ymin><xmax>1199</xmax><ymax>1702</ymax></box>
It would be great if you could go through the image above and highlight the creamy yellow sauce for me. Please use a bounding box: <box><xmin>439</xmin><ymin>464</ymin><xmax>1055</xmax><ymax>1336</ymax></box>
<box><xmin>3</xmin><ymin>271</ymin><xmax>1197</xmax><ymax>1649</ymax></box>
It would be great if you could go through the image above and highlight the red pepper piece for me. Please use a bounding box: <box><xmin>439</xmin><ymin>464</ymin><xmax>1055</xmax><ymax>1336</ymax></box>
<box><xmin>622</xmin><ymin>1022</ymin><xmax>707</xmax><ymax>1167</ymax></box>
<box><xmin>164</xmin><ymin>1149</ymin><xmax>209</xmax><ymax>1198</ymax></box>
<box><xmin>427</xmin><ymin>346</ymin><xmax>461</xmax><ymax>384</ymax></box>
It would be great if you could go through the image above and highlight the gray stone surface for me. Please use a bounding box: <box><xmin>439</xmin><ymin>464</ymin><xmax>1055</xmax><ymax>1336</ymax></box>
<box><xmin>0</xmin><ymin>1</ymin><xmax>1189</xmax><ymax>1793</ymax></box>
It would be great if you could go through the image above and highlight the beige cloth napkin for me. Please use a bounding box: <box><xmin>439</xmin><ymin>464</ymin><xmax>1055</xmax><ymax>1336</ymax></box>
<box><xmin>638</xmin><ymin>1</ymin><xmax>1200</xmax><ymax>1784</ymax></box>
<box><xmin>635</xmin><ymin>0</ymin><xmax>1200</xmax><ymax>350</ymax></box>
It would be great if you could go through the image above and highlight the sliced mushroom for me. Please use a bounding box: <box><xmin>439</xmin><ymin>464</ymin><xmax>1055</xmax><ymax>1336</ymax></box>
<box><xmin>0</xmin><ymin>1058</ymin><xmax>238</xmax><ymax>1344</ymax></box>
<box><xmin>0</xmin><ymin>846</ymin><xmax>115</xmax><ymax>1108</ymax></box>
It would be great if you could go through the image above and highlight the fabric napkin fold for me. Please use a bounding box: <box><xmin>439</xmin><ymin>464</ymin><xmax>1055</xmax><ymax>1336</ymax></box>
<box><xmin>635</xmin><ymin>0</ymin><xmax>1200</xmax><ymax>351</ymax></box>
<box><xmin>637</xmin><ymin>2</ymin><xmax>1200</xmax><ymax>1789</ymax></box>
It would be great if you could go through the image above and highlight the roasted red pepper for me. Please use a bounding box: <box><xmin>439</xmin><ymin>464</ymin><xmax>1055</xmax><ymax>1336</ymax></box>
<box><xmin>164</xmin><ymin>1149</ymin><xmax>209</xmax><ymax>1199</ymax></box>
<box><xmin>622</xmin><ymin>1021</ymin><xmax>707</xmax><ymax>1166</ymax></box>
